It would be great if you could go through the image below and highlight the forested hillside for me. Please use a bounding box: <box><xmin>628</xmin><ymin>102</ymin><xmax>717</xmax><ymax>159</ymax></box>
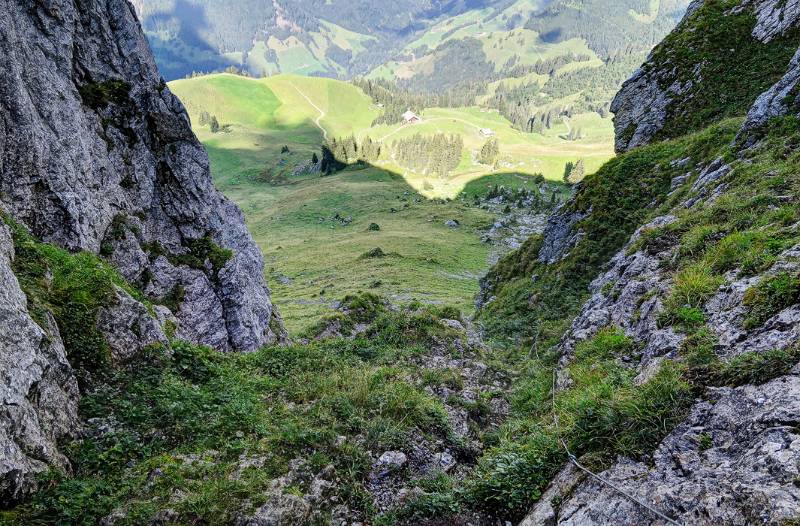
<box><xmin>134</xmin><ymin>0</ymin><xmax>503</xmax><ymax>79</ymax></box>
<box><xmin>135</xmin><ymin>0</ymin><xmax>689</xmax><ymax>87</ymax></box>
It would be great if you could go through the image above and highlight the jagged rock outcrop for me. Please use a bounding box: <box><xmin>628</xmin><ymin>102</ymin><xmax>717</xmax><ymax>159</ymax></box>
<box><xmin>526</xmin><ymin>374</ymin><xmax>800</xmax><ymax>525</ymax></box>
<box><xmin>96</xmin><ymin>285</ymin><xmax>168</xmax><ymax>362</ymax></box>
<box><xmin>520</xmin><ymin>4</ymin><xmax>800</xmax><ymax>522</ymax></box>
<box><xmin>0</xmin><ymin>222</ymin><xmax>79</xmax><ymax>503</ymax></box>
<box><xmin>0</xmin><ymin>0</ymin><xmax>285</xmax><ymax>505</ymax></box>
<box><xmin>739</xmin><ymin>47</ymin><xmax>800</xmax><ymax>143</ymax></box>
<box><xmin>612</xmin><ymin>0</ymin><xmax>800</xmax><ymax>152</ymax></box>
<box><xmin>536</xmin><ymin>206</ymin><xmax>589</xmax><ymax>265</ymax></box>
<box><xmin>0</xmin><ymin>0</ymin><xmax>282</xmax><ymax>353</ymax></box>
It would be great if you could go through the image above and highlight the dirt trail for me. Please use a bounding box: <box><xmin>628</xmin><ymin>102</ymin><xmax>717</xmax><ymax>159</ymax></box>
<box><xmin>291</xmin><ymin>83</ymin><xmax>328</xmax><ymax>141</ymax></box>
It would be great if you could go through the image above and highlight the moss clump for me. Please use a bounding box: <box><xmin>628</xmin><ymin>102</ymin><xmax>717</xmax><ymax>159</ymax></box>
<box><xmin>78</xmin><ymin>79</ymin><xmax>131</xmax><ymax>109</ymax></box>
<box><xmin>100</xmin><ymin>214</ymin><xmax>135</xmax><ymax>257</ymax></box>
<box><xmin>360</xmin><ymin>247</ymin><xmax>386</xmax><ymax>259</ymax></box>
<box><xmin>183</xmin><ymin>235</ymin><xmax>234</xmax><ymax>276</ymax></box>
<box><xmin>160</xmin><ymin>284</ymin><xmax>186</xmax><ymax>313</ymax></box>
<box><xmin>143</xmin><ymin>235</ymin><xmax>233</xmax><ymax>281</ymax></box>
<box><xmin>659</xmin><ymin>262</ymin><xmax>723</xmax><ymax>328</ymax></box>
<box><xmin>3</xmin><ymin>217</ymin><xmax>143</xmax><ymax>389</ymax></box>
<box><xmin>743</xmin><ymin>271</ymin><xmax>800</xmax><ymax>329</ymax></box>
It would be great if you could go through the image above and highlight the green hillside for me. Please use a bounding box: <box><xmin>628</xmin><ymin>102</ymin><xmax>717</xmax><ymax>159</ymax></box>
<box><xmin>135</xmin><ymin>0</ymin><xmax>506</xmax><ymax>79</ymax></box>
<box><xmin>170</xmin><ymin>73</ymin><xmax>613</xmax><ymax>198</ymax></box>
<box><xmin>170</xmin><ymin>73</ymin><xmax>579</xmax><ymax>331</ymax></box>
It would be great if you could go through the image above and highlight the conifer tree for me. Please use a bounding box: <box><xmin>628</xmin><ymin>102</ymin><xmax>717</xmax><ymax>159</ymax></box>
<box><xmin>568</xmin><ymin>159</ymin><xmax>585</xmax><ymax>183</ymax></box>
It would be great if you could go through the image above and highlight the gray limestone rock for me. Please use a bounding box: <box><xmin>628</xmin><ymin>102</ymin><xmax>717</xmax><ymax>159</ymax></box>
<box><xmin>751</xmin><ymin>0</ymin><xmax>800</xmax><ymax>42</ymax></box>
<box><xmin>96</xmin><ymin>285</ymin><xmax>168</xmax><ymax>362</ymax></box>
<box><xmin>739</xmin><ymin>47</ymin><xmax>800</xmax><ymax>143</ymax></box>
<box><xmin>611</xmin><ymin>0</ymin><xmax>800</xmax><ymax>153</ymax></box>
<box><xmin>0</xmin><ymin>0</ymin><xmax>282</xmax><ymax>352</ymax></box>
<box><xmin>0</xmin><ymin>223</ymin><xmax>80</xmax><ymax>502</ymax></box>
<box><xmin>522</xmin><ymin>375</ymin><xmax>800</xmax><ymax>525</ymax></box>
<box><xmin>537</xmin><ymin>205</ymin><xmax>590</xmax><ymax>265</ymax></box>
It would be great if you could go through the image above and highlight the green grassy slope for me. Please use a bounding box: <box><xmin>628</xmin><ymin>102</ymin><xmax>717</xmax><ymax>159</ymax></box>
<box><xmin>229</xmin><ymin>166</ymin><xmax>495</xmax><ymax>334</ymax></box>
<box><xmin>171</xmin><ymin>73</ymin><xmax>613</xmax><ymax>195</ymax></box>
<box><xmin>169</xmin><ymin>74</ymin><xmax>511</xmax><ymax>332</ymax></box>
<box><xmin>168</xmin><ymin>72</ymin><xmax>609</xmax><ymax>329</ymax></box>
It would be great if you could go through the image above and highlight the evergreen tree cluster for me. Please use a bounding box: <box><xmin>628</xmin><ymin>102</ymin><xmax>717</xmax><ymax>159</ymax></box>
<box><xmin>326</xmin><ymin>135</ymin><xmax>382</xmax><ymax>165</ymax></box>
<box><xmin>563</xmin><ymin>158</ymin><xmax>585</xmax><ymax>184</ymax></box>
<box><xmin>198</xmin><ymin>111</ymin><xmax>221</xmax><ymax>133</ymax></box>
<box><xmin>566</xmin><ymin>125</ymin><xmax>583</xmax><ymax>141</ymax></box>
<box><xmin>402</xmin><ymin>38</ymin><xmax>497</xmax><ymax>93</ymax></box>
<box><xmin>541</xmin><ymin>53</ymin><xmax>645</xmax><ymax>112</ymax></box>
<box><xmin>503</xmin><ymin>53</ymin><xmax>593</xmax><ymax>77</ymax></box>
<box><xmin>484</xmin><ymin>50</ymin><xmax>645</xmax><ymax>134</ymax></box>
<box><xmin>352</xmin><ymin>77</ymin><xmax>487</xmax><ymax>125</ymax></box>
<box><xmin>569</xmin><ymin>159</ymin><xmax>585</xmax><ymax>183</ymax></box>
<box><xmin>392</xmin><ymin>133</ymin><xmax>463</xmax><ymax>178</ymax></box>
<box><xmin>483</xmin><ymin>183</ymin><xmax>564</xmax><ymax>212</ymax></box>
<box><xmin>486</xmin><ymin>81</ymin><xmax>571</xmax><ymax>134</ymax></box>
<box><xmin>479</xmin><ymin>138</ymin><xmax>500</xmax><ymax>165</ymax></box>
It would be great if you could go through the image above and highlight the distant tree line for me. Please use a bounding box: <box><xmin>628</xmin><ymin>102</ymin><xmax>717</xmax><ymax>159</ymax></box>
<box><xmin>541</xmin><ymin>52</ymin><xmax>645</xmax><ymax>113</ymax></box>
<box><xmin>482</xmin><ymin>183</ymin><xmax>565</xmax><ymax>212</ymax></box>
<box><xmin>198</xmin><ymin>111</ymin><xmax>221</xmax><ymax>133</ymax></box>
<box><xmin>503</xmin><ymin>53</ymin><xmax>593</xmax><ymax>78</ymax></box>
<box><xmin>352</xmin><ymin>77</ymin><xmax>487</xmax><ymax>125</ymax></box>
<box><xmin>392</xmin><ymin>133</ymin><xmax>463</xmax><ymax>178</ymax></box>
<box><xmin>484</xmin><ymin>50</ymin><xmax>646</xmax><ymax>134</ymax></box>
<box><xmin>325</xmin><ymin>135</ymin><xmax>382</xmax><ymax>166</ymax></box>
<box><xmin>398</xmin><ymin>38</ymin><xmax>497</xmax><ymax>93</ymax></box>
<box><xmin>486</xmin><ymin>82</ymin><xmax>571</xmax><ymax>134</ymax></box>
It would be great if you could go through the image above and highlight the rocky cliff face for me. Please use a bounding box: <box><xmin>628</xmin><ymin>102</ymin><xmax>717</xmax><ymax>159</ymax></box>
<box><xmin>0</xmin><ymin>219</ymin><xmax>79</xmax><ymax>503</ymax></box>
<box><xmin>0</xmin><ymin>0</ymin><xmax>282</xmax><ymax>353</ymax></box>
<box><xmin>611</xmin><ymin>0</ymin><xmax>800</xmax><ymax>152</ymax></box>
<box><xmin>515</xmin><ymin>1</ymin><xmax>800</xmax><ymax>523</ymax></box>
<box><xmin>0</xmin><ymin>0</ymin><xmax>283</xmax><ymax>503</ymax></box>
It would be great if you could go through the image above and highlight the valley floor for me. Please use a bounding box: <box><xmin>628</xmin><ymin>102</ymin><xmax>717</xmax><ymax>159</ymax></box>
<box><xmin>168</xmin><ymin>73</ymin><xmax>578</xmax><ymax>331</ymax></box>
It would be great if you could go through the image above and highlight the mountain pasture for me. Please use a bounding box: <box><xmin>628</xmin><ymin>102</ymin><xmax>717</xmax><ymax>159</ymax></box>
<box><xmin>169</xmin><ymin>73</ymin><xmax>611</xmax><ymax>330</ymax></box>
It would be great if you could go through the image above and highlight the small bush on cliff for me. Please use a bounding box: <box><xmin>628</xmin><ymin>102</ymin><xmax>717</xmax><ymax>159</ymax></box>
<box><xmin>79</xmin><ymin>79</ymin><xmax>131</xmax><ymax>109</ymax></box>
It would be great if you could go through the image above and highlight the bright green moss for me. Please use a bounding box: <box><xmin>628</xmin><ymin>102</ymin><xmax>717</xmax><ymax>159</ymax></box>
<box><xmin>3</xmin><ymin>216</ymin><xmax>145</xmax><ymax>388</ymax></box>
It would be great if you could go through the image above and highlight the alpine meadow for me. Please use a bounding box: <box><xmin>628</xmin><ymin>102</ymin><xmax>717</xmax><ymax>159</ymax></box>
<box><xmin>2</xmin><ymin>1</ymin><xmax>800</xmax><ymax>526</ymax></box>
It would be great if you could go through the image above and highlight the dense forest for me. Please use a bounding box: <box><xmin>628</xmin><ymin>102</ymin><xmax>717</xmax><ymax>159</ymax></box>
<box><xmin>392</xmin><ymin>133</ymin><xmax>463</xmax><ymax>178</ymax></box>
<box><xmin>324</xmin><ymin>135</ymin><xmax>382</xmax><ymax>167</ymax></box>
<box><xmin>483</xmin><ymin>52</ymin><xmax>643</xmax><ymax>133</ymax></box>
<box><xmin>524</xmin><ymin>0</ymin><xmax>689</xmax><ymax>57</ymax></box>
